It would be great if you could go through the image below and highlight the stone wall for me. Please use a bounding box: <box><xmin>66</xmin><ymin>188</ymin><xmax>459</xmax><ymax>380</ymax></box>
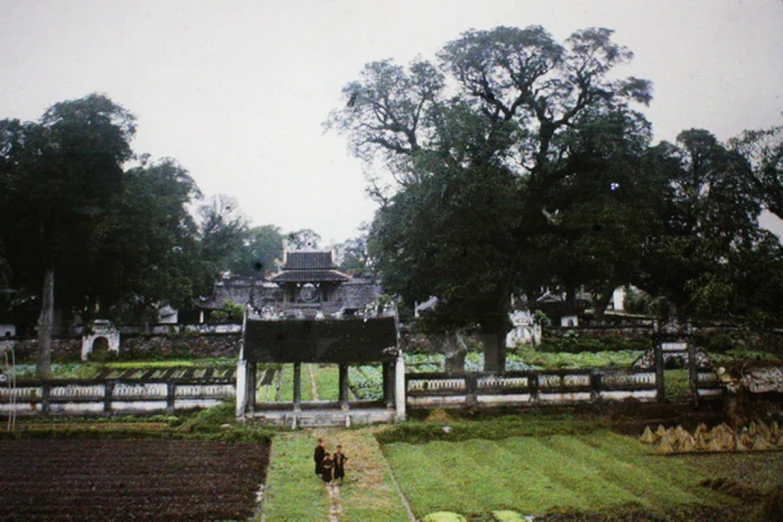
<box><xmin>120</xmin><ymin>333</ymin><xmax>241</xmax><ymax>359</ymax></box>
<box><xmin>2</xmin><ymin>338</ymin><xmax>82</xmax><ymax>362</ymax></box>
<box><xmin>4</xmin><ymin>333</ymin><xmax>241</xmax><ymax>362</ymax></box>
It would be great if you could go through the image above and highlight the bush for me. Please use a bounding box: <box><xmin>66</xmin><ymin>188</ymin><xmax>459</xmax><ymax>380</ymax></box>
<box><xmin>538</xmin><ymin>332</ymin><xmax>650</xmax><ymax>353</ymax></box>
<box><xmin>209</xmin><ymin>301</ymin><xmax>244</xmax><ymax>324</ymax></box>
<box><xmin>709</xmin><ymin>333</ymin><xmax>735</xmax><ymax>353</ymax></box>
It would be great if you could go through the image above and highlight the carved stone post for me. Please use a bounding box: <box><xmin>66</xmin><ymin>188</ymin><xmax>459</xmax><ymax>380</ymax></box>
<box><xmin>338</xmin><ymin>363</ymin><xmax>349</xmax><ymax>410</ymax></box>
<box><xmin>383</xmin><ymin>362</ymin><xmax>395</xmax><ymax>408</ymax></box>
<box><xmin>654</xmin><ymin>342</ymin><xmax>665</xmax><ymax>402</ymax></box>
<box><xmin>293</xmin><ymin>362</ymin><xmax>302</xmax><ymax>411</ymax></box>
<box><xmin>247</xmin><ymin>361</ymin><xmax>257</xmax><ymax>415</ymax></box>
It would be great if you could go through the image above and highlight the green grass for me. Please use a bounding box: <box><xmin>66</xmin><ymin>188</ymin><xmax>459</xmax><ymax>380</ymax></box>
<box><xmin>334</xmin><ymin>428</ymin><xmax>412</xmax><ymax>521</ymax></box>
<box><xmin>514</xmin><ymin>349</ymin><xmax>643</xmax><ymax>369</ymax></box>
<box><xmin>383</xmin><ymin>430</ymin><xmax>733</xmax><ymax>519</ymax></box>
<box><xmin>377</xmin><ymin>411</ymin><xmax>597</xmax><ymax>445</ymax></box>
<box><xmin>272</xmin><ymin>364</ymin><xmax>347</xmax><ymax>402</ymax></box>
<box><xmin>106</xmin><ymin>357</ymin><xmax>236</xmax><ymax>368</ymax></box>
<box><xmin>9</xmin><ymin>358</ymin><xmax>238</xmax><ymax>380</ymax></box>
<box><xmin>251</xmin><ymin>427</ymin><xmax>414</xmax><ymax>521</ymax></box>
<box><xmin>259</xmin><ymin>429</ymin><xmax>410</xmax><ymax>521</ymax></box>
<box><xmin>312</xmin><ymin>364</ymin><xmax>340</xmax><ymax>401</ymax></box>
<box><xmin>664</xmin><ymin>368</ymin><xmax>691</xmax><ymax>402</ymax></box>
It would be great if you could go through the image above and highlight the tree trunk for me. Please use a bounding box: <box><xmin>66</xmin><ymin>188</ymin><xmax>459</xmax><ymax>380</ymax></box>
<box><xmin>36</xmin><ymin>268</ymin><xmax>54</xmax><ymax>380</ymax></box>
<box><xmin>443</xmin><ymin>331</ymin><xmax>468</xmax><ymax>373</ymax></box>
<box><xmin>483</xmin><ymin>326</ymin><xmax>507</xmax><ymax>373</ymax></box>
<box><xmin>592</xmin><ymin>283</ymin><xmax>616</xmax><ymax>322</ymax></box>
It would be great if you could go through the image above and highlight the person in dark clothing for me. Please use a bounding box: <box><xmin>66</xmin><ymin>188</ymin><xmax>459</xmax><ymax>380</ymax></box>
<box><xmin>314</xmin><ymin>438</ymin><xmax>326</xmax><ymax>476</ymax></box>
<box><xmin>320</xmin><ymin>452</ymin><xmax>335</xmax><ymax>483</ymax></box>
<box><xmin>333</xmin><ymin>445</ymin><xmax>348</xmax><ymax>483</ymax></box>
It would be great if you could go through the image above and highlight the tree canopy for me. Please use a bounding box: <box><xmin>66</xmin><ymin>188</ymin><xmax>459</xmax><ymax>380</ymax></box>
<box><xmin>328</xmin><ymin>25</ymin><xmax>654</xmax><ymax>369</ymax></box>
<box><xmin>329</xmin><ymin>24</ymin><xmax>783</xmax><ymax>366</ymax></box>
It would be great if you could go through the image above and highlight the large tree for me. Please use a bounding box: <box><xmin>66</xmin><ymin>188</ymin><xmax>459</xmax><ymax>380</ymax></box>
<box><xmin>328</xmin><ymin>26</ymin><xmax>651</xmax><ymax>370</ymax></box>
<box><xmin>228</xmin><ymin>225</ymin><xmax>285</xmax><ymax>278</ymax></box>
<box><xmin>637</xmin><ymin>129</ymin><xmax>764</xmax><ymax>320</ymax></box>
<box><xmin>0</xmin><ymin>94</ymin><xmax>136</xmax><ymax>377</ymax></box>
<box><xmin>334</xmin><ymin>235</ymin><xmax>374</xmax><ymax>278</ymax></box>
<box><xmin>522</xmin><ymin>107</ymin><xmax>658</xmax><ymax>317</ymax></box>
<box><xmin>0</xmin><ymin>95</ymin><xmax>213</xmax><ymax>375</ymax></box>
<box><xmin>729</xmin><ymin>125</ymin><xmax>783</xmax><ymax>220</ymax></box>
<box><xmin>197</xmin><ymin>194</ymin><xmax>248</xmax><ymax>278</ymax></box>
<box><xmin>95</xmin><ymin>157</ymin><xmax>206</xmax><ymax>317</ymax></box>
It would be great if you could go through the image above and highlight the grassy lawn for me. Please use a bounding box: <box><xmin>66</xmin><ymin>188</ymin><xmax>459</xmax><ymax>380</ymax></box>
<box><xmin>278</xmin><ymin>363</ymin><xmax>333</xmax><ymax>402</ymax></box>
<box><xmin>383</xmin><ymin>429</ymin><xmax>734</xmax><ymax>519</ymax></box>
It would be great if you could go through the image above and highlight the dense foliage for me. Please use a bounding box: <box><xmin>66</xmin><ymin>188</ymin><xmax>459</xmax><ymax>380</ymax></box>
<box><xmin>328</xmin><ymin>25</ymin><xmax>783</xmax><ymax>368</ymax></box>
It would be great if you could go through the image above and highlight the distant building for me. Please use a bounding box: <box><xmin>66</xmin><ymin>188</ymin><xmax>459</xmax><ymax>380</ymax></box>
<box><xmin>198</xmin><ymin>250</ymin><xmax>383</xmax><ymax>321</ymax></box>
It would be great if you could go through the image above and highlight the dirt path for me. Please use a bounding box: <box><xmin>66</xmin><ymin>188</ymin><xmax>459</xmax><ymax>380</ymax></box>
<box><xmin>312</xmin><ymin>428</ymin><xmax>415</xmax><ymax>521</ymax></box>
<box><xmin>326</xmin><ymin>481</ymin><xmax>342</xmax><ymax>521</ymax></box>
<box><xmin>307</xmin><ymin>363</ymin><xmax>320</xmax><ymax>401</ymax></box>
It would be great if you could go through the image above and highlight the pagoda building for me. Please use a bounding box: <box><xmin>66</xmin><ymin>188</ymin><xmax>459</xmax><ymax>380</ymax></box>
<box><xmin>268</xmin><ymin>250</ymin><xmax>350</xmax><ymax>313</ymax></box>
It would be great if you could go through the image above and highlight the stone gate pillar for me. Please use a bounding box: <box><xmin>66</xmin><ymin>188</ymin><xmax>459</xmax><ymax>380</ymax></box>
<box><xmin>236</xmin><ymin>359</ymin><xmax>248</xmax><ymax>418</ymax></box>
<box><xmin>395</xmin><ymin>350</ymin><xmax>406</xmax><ymax>421</ymax></box>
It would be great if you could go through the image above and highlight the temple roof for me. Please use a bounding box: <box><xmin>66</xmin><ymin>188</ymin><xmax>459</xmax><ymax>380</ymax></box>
<box><xmin>282</xmin><ymin>251</ymin><xmax>337</xmax><ymax>270</ymax></box>
<box><xmin>269</xmin><ymin>269</ymin><xmax>350</xmax><ymax>283</ymax></box>
<box><xmin>269</xmin><ymin>250</ymin><xmax>350</xmax><ymax>283</ymax></box>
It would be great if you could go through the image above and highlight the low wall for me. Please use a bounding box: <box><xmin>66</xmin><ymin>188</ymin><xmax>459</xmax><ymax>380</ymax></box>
<box><xmin>406</xmin><ymin>368</ymin><xmax>723</xmax><ymax>409</ymax></box>
<box><xmin>0</xmin><ymin>379</ymin><xmax>235</xmax><ymax>416</ymax></box>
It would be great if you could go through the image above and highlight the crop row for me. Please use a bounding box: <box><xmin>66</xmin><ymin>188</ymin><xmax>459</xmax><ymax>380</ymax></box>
<box><xmin>0</xmin><ymin>440</ymin><xmax>268</xmax><ymax>522</ymax></box>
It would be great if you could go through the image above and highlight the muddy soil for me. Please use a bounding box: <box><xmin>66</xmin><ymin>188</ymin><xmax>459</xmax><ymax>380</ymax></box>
<box><xmin>0</xmin><ymin>440</ymin><xmax>269</xmax><ymax>521</ymax></box>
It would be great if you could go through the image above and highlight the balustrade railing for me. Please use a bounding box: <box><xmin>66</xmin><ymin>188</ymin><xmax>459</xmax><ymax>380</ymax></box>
<box><xmin>406</xmin><ymin>367</ymin><xmax>722</xmax><ymax>407</ymax></box>
<box><xmin>0</xmin><ymin>378</ymin><xmax>235</xmax><ymax>416</ymax></box>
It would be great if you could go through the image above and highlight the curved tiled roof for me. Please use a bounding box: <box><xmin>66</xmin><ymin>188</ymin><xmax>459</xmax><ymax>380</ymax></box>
<box><xmin>282</xmin><ymin>251</ymin><xmax>337</xmax><ymax>270</ymax></box>
<box><xmin>269</xmin><ymin>269</ymin><xmax>350</xmax><ymax>283</ymax></box>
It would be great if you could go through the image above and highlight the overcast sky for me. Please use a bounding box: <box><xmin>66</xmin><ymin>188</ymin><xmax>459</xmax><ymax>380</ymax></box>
<box><xmin>1</xmin><ymin>0</ymin><xmax>782</xmax><ymax>243</ymax></box>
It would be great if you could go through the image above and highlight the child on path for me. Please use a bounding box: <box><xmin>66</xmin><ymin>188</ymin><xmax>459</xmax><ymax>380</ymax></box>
<box><xmin>320</xmin><ymin>452</ymin><xmax>335</xmax><ymax>484</ymax></box>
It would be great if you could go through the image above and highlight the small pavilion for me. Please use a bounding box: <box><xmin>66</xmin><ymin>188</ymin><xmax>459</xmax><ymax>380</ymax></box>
<box><xmin>235</xmin><ymin>249</ymin><xmax>405</xmax><ymax>424</ymax></box>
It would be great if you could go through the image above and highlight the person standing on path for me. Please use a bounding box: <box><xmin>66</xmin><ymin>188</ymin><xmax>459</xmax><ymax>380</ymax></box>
<box><xmin>314</xmin><ymin>438</ymin><xmax>326</xmax><ymax>476</ymax></box>
<box><xmin>333</xmin><ymin>445</ymin><xmax>348</xmax><ymax>483</ymax></box>
<box><xmin>320</xmin><ymin>452</ymin><xmax>335</xmax><ymax>484</ymax></box>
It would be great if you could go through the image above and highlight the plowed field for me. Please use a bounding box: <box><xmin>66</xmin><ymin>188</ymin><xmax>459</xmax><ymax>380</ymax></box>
<box><xmin>0</xmin><ymin>440</ymin><xmax>269</xmax><ymax>521</ymax></box>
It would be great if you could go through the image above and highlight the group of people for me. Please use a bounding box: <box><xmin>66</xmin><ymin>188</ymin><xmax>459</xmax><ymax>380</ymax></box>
<box><xmin>313</xmin><ymin>438</ymin><xmax>348</xmax><ymax>484</ymax></box>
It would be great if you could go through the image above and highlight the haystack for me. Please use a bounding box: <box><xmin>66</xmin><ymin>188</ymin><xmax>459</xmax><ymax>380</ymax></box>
<box><xmin>736</xmin><ymin>430</ymin><xmax>753</xmax><ymax>451</ymax></box>
<box><xmin>639</xmin><ymin>426</ymin><xmax>656</xmax><ymax>445</ymax></box>
<box><xmin>657</xmin><ymin>436</ymin><xmax>676</xmax><ymax>454</ymax></box>
<box><xmin>752</xmin><ymin>434</ymin><xmax>774</xmax><ymax>451</ymax></box>
<box><xmin>678</xmin><ymin>432</ymin><xmax>697</xmax><ymax>453</ymax></box>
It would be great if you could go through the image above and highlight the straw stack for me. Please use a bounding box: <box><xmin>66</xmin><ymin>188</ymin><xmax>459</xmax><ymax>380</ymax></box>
<box><xmin>639</xmin><ymin>419</ymin><xmax>782</xmax><ymax>454</ymax></box>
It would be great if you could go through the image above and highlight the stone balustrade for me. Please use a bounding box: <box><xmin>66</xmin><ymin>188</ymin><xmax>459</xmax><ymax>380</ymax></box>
<box><xmin>0</xmin><ymin>379</ymin><xmax>235</xmax><ymax>416</ymax></box>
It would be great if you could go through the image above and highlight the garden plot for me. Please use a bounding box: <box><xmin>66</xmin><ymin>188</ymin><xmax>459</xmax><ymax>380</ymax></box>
<box><xmin>0</xmin><ymin>440</ymin><xmax>269</xmax><ymax>521</ymax></box>
<box><xmin>383</xmin><ymin>430</ymin><xmax>745</xmax><ymax>520</ymax></box>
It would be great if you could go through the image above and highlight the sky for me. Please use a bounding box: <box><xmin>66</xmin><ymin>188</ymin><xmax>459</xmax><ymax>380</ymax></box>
<box><xmin>1</xmin><ymin>0</ymin><xmax>782</xmax><ymax>243</ymax></box>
